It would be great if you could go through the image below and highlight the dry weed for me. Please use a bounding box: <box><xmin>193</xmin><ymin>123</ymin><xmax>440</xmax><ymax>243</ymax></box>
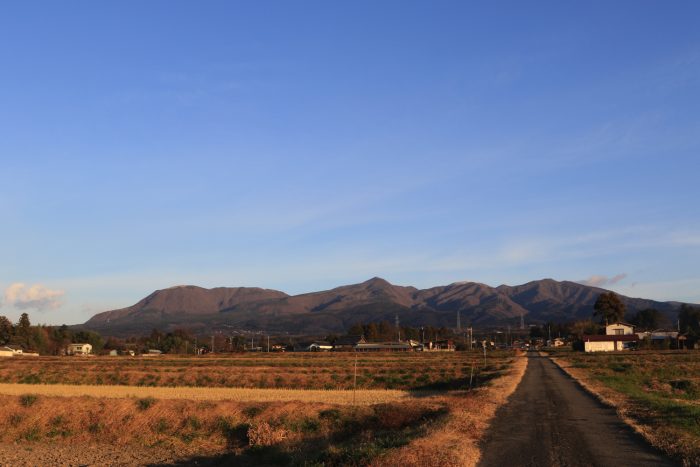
<box><xmin>372</xmin><ymin>354</ymin><xmax>528</xmax><ymax>467</ymax></box>
<box><xmin>247</xmin><ymin>421</ymin><xmax>288</xmax><ymax>446</ymax></box>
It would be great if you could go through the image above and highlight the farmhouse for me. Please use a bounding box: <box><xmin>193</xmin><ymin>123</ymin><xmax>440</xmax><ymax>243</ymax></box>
<box><xmin>605</xmin><ymin>322</ymin><xmax>635</xmax><ymax>335</ymax></box>
<box><xmin>549</xmin><ymin>338</ymin><xmax>566</xmax><ymax>347</ymax></box>
<box><xmin>292</xmin><ymin>341</ymin><xmax>327</xmax><ymax>352</ymax></box>
<box><xmin>307</xmin><ymin>342</ymin><xmax>333</xmax><ymax>352</ymax></box>
<box><xmin>332</xmin><ymin>335</ymin><xmax>366</xmax><ymax>351</ymax></box>
<box><xmin>423</xmin><ymin>339</ymin><xmax>455</xmax><ymax>351</ymax></box>
<box><xmin>0</xmin><ymin>347</ymin><xmax>15</xmax><ymax>357</ymax></box>
<box><xmin>2</xmin><ymin>345</ymin><xmax>23</xmax><ymax>355</ymax></box>
<box><xmin>580</xmin><ymin>322</ymin><xmax>640</xmax><ymax>352</ymax></box>
<box><xmin>67</xmin><ymin>343</ymin><xmax>92</xmax><ymax>355</ymax></box>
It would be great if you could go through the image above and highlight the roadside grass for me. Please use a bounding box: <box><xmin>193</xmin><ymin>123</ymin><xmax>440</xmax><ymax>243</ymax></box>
<box><xmin>555</xmin><ymin>350</ymin><xmax>700</xmax><ymax>464</ymax></box>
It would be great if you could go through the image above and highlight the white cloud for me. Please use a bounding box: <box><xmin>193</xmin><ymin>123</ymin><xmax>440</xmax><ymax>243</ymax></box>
<box><xmin>577</xmin><ymin>273</ymin><xmax>627</xmax><ymax>288</ymax></box>
<box><xmin>4</xmin><ymin>283</ymin><xmax>64</xmax><ymax>311</ymax></box>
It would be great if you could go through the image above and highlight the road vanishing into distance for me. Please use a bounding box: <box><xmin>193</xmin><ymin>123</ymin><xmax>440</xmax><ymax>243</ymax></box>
<box><xmin>478</xmin><ymin>352</ymin><xmax>677</xmax><ymax>467</ymax></box>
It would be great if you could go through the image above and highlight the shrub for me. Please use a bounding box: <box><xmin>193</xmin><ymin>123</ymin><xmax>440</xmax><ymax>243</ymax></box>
<box><xmin>243</xmin><ymin>405</ymin><xmax>263</xmax><ymax>418</ymax></box>
<box><xmin>8</xmin><ymin>413</ymin><xmax>24</xmax><ymax>426</ymax></box>
<box><xmin>319</xmin><ymin>408</ymin><xmax>341</xmax><ymax>421</ymax></box>
<box><xmin>136</xmin><ymin>397</ymin><xmax>156</xmax><ymax>411</ymax></box>
<box><xmin>154</xmin><ymin>418</ymin><xmax>169</xmax><ymax>434</ymax></box>
<box><xmin>47</xmin><ymin>416</ymin><xmax>71</xmax><ymax>438</ymax></box>
<box><xmin>184</xmin><ymin>415</ymin><xmax>202</xmax><ymax>430</ymax></box>
<box><xmin>300</xmin><ymin>417</ymin><xmax>320</xmax><ymax>433</ymax></box>
<box><xmin>670</xmin><ymin>379</ymin><xmax>699</xmax><ymax>397</ymax></box>
<box><xmin>19</xmin><ymin>394</ymin><xmax>38</xmax><ymax>407</ymax></box>
<box><xmin>88</xmin><ymin>422</ymin><xmax>103</xmax><ymax>434</ymax></box>
<box><xmin>20</xmin><ymin>425</ymin><xmax>41</xmax><ymax>442</ymax></box>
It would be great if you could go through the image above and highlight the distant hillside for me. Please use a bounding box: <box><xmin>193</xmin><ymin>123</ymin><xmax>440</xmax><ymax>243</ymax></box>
<box><xmin>82</xmin><ymin>277</ymin><xmax>685</xmax><ymax>336</ymax></box>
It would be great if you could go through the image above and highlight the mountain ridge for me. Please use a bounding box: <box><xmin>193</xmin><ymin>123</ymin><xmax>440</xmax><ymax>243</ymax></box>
<box><xmin>82</xmin><ymin>277</ymin><xmax>686</xmax><ymax>336</ymax></box>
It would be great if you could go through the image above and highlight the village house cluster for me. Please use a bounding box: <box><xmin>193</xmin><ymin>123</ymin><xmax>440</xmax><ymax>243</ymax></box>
<box><xmin>296</xmin><ymin>336</ymin><xmax>455</xmax><ymax>352</ymax></box>
<box><xmin>581</xmin><ymin>322</ymin><xmax>686</xmax><ymax>352</ymax></box>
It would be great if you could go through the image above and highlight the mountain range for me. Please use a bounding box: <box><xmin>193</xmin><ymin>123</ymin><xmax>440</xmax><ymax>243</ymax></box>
<box><xmin>82</xmin><ymin>277</ymin><xmax>684</xmax><ymax>337</ymax></box>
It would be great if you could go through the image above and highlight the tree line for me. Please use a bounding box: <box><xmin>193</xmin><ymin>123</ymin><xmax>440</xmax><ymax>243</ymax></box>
<box><xmin>343</xmin><ymin>321</ymin><xmax>454</xmax><ymax>343</ymax></box>
<box><xmin>0</xmin><ymin>313</ymin><xmax>104</xmax><ymax>355</ymax></box>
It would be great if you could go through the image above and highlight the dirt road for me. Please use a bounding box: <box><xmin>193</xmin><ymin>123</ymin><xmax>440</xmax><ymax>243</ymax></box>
<box><xmin>478</xmin><ymin>353</ymin><xmax>677</xmax><ymax>467</ymax></box>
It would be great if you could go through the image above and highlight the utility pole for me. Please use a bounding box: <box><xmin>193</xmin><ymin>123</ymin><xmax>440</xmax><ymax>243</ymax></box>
<box><xmin>457</xmin><ymin>310</ymin><xmax>461</xmax><ymax>332</ymax></box>
<box><xmin>211</xmin><ymin>335</ymin><xmax>214</xmax><ymax>354</ymax></box>
<box><xmin>267</xmin><ymin>335</ymin><xmax>270</xmax><ymax>353</ymax></box>
<box><xmin>520</xmin><ymin>312</ymin><xmax>525</xmax><ymax>330</ymax></box>
<box><xmin>395</xmin><ymin>314</ymin><xmax>401</xmax><ymax>342</ymax></box>
<box><xmin>353</xmin><ymin>352</ymin><xmax>358</xmax><ymax>406</ymax></box>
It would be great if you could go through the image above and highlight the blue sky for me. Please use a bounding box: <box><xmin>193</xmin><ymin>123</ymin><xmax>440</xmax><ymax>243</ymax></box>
<box><xmin>1</xmin><ymin>1</ymin><xmax>699</xmax><ymax>325</ymax></box>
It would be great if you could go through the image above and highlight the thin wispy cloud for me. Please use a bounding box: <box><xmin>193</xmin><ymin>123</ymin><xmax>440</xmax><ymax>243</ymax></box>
<box><xmin>577</xmin><ymin>274</ymin><xmax>627</xmax><ymax>288</ymax></box>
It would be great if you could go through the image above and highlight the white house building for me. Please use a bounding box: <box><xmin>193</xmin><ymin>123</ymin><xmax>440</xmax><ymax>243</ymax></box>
<box><xmin>67</xmin><ymin>343</ymin><xmax>92</xmax><ymax>355</ymax></box>
<box><xmin>605</xmin><ymin>322</ymin><xmax>635</xmax><ymax>335</ymax></box>
<box><xmin>582</xmin><ymin>323</ymin><xmax>638</xmax><ymax>352</ymax></box>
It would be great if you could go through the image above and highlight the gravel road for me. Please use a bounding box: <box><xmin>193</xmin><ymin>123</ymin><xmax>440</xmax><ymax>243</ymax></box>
<box><xmin>478</xmin><ymin>352</ymin><xmax>677</xmax><ymax>467</ymax></box>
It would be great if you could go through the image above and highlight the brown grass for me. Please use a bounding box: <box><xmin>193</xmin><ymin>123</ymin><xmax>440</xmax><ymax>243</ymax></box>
<box><xmin>0</xmin><ymin>352</ymin><xmax>506</xmax><ymax>390</ymax></box>
<box><xmin>0</xmin><ymin>351</ymin><xmax>522</xmax><ymax>465</ymax></box>
<box><xmin>0</xmin><ymin>383</ymin><xmax>409</xmax><ymax>405</ymax></box>
<box><xmin>371</xmin><ymin>353</ymin><xmax>529</xmax><ymax>467</ymax></box>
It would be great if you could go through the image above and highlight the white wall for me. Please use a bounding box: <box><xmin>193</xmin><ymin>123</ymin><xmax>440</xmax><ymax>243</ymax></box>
<box><xmin>584</xmin><ymin>341</ymin><xmax>615</xmax><ymax>352</ymax></box>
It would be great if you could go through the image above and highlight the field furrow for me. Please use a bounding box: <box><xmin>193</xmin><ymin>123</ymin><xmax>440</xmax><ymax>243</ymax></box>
<box><xmin>0</xmin><ymin>383</ymin><xmax>410</xmax><ymax>405</ymax></box>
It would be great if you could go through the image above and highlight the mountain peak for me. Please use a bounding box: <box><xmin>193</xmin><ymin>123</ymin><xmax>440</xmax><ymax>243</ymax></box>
<box><xmin>362</xmin><ymin>277</ymin><xmax>393</xmax><ymax>287</ymax></box>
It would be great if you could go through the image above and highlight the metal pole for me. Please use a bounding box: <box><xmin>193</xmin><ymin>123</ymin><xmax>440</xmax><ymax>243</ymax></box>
<box><xmin>469</xmin><ymin>362</ymin><xmax>474</xmax><ymax>390</ymax></box>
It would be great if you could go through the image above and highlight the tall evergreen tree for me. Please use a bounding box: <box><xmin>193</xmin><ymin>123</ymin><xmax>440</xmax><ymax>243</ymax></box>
<box><xmin>0</xmin><ymin>316</ymin><xmax>12</xmax><ymax>345</ymax></box>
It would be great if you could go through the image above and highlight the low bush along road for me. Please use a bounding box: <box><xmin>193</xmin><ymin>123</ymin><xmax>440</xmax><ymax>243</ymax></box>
<box><xmin>478</xmin><ymin>352</ymin><xmax>676</xmax><ymax>467</ymax></box>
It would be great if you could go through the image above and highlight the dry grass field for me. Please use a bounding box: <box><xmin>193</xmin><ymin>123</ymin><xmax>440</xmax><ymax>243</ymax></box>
<box><xmin>551</xmin><ymin>350</ymin><xmax>700</xmax><ymax>465</ymax></box>
<box><xmin>0</xmin><ymin>351</ymin><xmax>523</xmax><ymax>466</ymax></box>
<box><xmin>0</xmin><ymin>383</ymin><xmax>410</xmax><ymax>405</ymax></box>
<box><xmin>0</xmin><ymin>352</ymin><xmax>500</xmax><ymax>390</ymax></box>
